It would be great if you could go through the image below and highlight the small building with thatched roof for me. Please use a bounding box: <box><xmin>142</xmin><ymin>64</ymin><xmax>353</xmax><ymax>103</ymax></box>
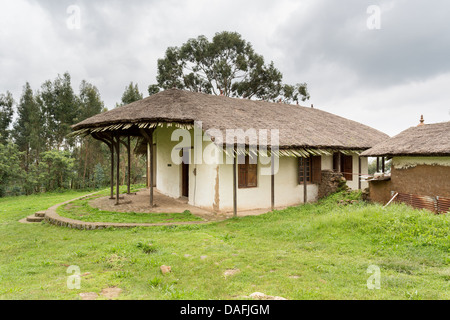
<box><xmin>361</xmin><ymin>118</ymin><xmax>450</xmax><ymax>214</ymax></box>
<box><xmin>71</xmin><ymin>89</ymin><xmax>388</xmax><ymax>214</ymax></box>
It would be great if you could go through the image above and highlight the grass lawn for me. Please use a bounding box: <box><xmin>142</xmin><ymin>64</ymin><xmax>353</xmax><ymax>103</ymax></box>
<box><xmin>57</xmin><ymin>193</ymin><xmax>203</xmax><ymax>224</ymax></box>
<box><xmin>0</xmin><ymin>187</ymin><xmax>448</xmax><ymax>300</ymax></box>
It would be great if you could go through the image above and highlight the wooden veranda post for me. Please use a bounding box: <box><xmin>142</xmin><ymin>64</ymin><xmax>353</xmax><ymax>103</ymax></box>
<box><xmin>140</xmin><ymin>128</ymin><xmax>155</xmax><ymax>207</ymax></box>
<box><xmin>233</xmin><ymin>151</ymin><xmax>237</xmax><ymax>217</ymax></box>
<box><xmin>150</xmin><ymin>133</ymin><xmax>154</xmax><ymax>207</ymax></box>
<box><xmin>115</xmin><ymin>133</ymin><xmax>120</xmax><ymax>205</ymax></box>
<box><xmin>337</xmin><ymin>153</ymin><xmax>341</xmax><ymax>174</ymax></box>
<box><xmin>127</xmin><ymin>135</ymin><xmax>131</xmax><ymax>194</ymax></box>
<box><xmin>91</xmin><ymin>133</ymin><xmax>115</xmax><ymax>200</ymax></box>
<box><xmin>147</xmin><ymin>143</ymin><xmax>151</xmax><ymax>188</ymax></box>
<box><xmin>358</xmin><ymin>157</ymin><xmax>362</xmax><ymax>190</ymax></box>
<box><xmin>271</xmin><ymin>153</ymin><xmax>275</xmax><ymax>211</ymax></box>
<box><xmin>303</xmin><ymin>156</ymin><xmax>308</xmax><ymax>204</ymax></box>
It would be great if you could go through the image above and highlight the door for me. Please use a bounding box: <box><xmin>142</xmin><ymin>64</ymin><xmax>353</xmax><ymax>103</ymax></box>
<box><xmin>181</xmin><ymin>148</ymin><xmax>190</xmax><ymax>198</ymax></box>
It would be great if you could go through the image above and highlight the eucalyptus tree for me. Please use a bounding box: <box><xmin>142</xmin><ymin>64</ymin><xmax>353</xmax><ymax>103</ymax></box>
<box><xmin>151</xmin><ymin>31</ymin><xmax>310</xmax><ymax>103</ymax></box>
<box><xmin>117</xmin><ymin>82</ymin><xmax>143</xmax><ymax>107</ymax></box>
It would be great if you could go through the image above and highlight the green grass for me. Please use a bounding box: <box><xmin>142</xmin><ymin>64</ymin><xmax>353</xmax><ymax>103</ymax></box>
<box><xmin>0</xmin><ymin>187</ymin><xmax>448</xmax><ymax>300</ymax></box>
<box><xmin>56</xmin><ymin>184</ymin><xmax>203</xmax><ymax>224</ymax></box>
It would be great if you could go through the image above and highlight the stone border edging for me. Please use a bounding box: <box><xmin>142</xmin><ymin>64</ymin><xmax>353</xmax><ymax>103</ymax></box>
<box><xmin>44</xmin><ymin>192</ymin><xmax>209</xmax><ymax>230</ymax></box>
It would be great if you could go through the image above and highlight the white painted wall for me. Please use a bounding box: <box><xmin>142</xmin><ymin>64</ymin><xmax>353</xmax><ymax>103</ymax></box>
<box><xmin>217</xmin><ymin>153</ymin><xmax>318</xmax><ymax>212</ymax></box>
<box><xmin>189</xmin><ymin>139</ymin><xmax>219</xmax><ymax>210</ymax></box>
<box><xmin>360</xmin><ymin>156</ymin><xmax>369</xmax><ymax>190</ymax></box>
<box><xmin>345</xmin><ymin>153</ymin><xmax>368</xmax><ymax>190</ymax></box>
<box><xmin>154</xmin><ymin>126</ymin><xmax>369</xmax><ymax>211</ymax></box>
<box><xmin>154</xmin><ymin>125</ymin><xmax>221</xmax><ymax>211</ymax></box>
<box><xmin>154</xmin><ymin>126</ymin><xmax>183</xmax><ymax>199</ymax></box>
<box><xmin>322</xmin><ymin>155</ymin><xmax>333</xmax><ymax>171</ymax></box>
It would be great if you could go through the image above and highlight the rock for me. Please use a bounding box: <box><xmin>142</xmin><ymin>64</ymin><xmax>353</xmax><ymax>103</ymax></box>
<box><xmin>79</xmin><ymin>292</ymin><xmax>98</xmax><ymax>300</ymax></box>
<box><xmin>184</xmin><ymin>254</ymin><xmax>192</xmax><ymax>258</ymax></box>
<box><xmin>249</xmin><ymin>292</ymin><xmax>287</xmax><ymax>300</ymax></box>
<box><xmin>249</xmin><ymin>292</ymin><xmax>266</xmax><ymax>299</ymax></box>
<box><xmin>101</xmin><ymin>287</ymin><xmax>122</xmax><ymax>299</ymax></box>
<box><xmin>200</xmin><ymin>255</ymin><xmax>208</xmax><ymax>260</ymax></box>
<box><xmin>160</xmin><ymin>265</ymin><xmax>172</xmax><ymax>275</ymax></box>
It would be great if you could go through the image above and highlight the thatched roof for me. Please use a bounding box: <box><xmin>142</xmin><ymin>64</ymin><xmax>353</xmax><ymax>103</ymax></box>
<box><xmin>72</xmin><ymin>89</ymin><xmax>388</xmax><ymax>154</ymax></box>
<box><xmin>361</xmin><ymin>121</ymin><xmax>450</xmax><ymax>157</ymax></box>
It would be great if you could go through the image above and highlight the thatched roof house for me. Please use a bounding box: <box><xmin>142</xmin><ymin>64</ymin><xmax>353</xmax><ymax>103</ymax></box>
<box><xmin>72</xmin><ymin>89</ymin><xmax>390</xmax><ymax>214</ymax></box>
<box><xmin>361</xmin><ymin>121</ymin><xmax>450</xmax><ymax>157</ymax></box>
<box><xmin>73</xmin><ymin>89</ymin><xmax>388</xmax><ymax>154</ymax></box>
<box><xmin>361</xmin><ymin>120</ymin><xmax>450</xmax><ymax>214</ymax></box>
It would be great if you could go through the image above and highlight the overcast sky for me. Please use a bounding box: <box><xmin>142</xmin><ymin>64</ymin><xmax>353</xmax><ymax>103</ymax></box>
<box><xmin>1</xmin><ymin>0</ymin><xmax>449</xmax><ymax>136</ymax></box>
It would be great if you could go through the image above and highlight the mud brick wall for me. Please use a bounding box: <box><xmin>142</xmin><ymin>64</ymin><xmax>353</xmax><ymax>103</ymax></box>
<box><xmin>369</xmin><ymin>165</ymin><xmax>450</xmax><ymax>205</ymax></box>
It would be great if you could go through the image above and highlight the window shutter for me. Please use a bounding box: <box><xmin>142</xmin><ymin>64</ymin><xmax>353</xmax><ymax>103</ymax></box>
<box><xmin>298</xmin><ymin>158</ymin><xmax>302</xmax><ymax>184</ymax></box>
<box><xmin>238</xmin><ymin>163</ymin><xmax>247</xmax><ymax>188</ymax></box>
<box><xmin>343</xmin><ymin>155</ymin><xmax>353</xmax><ymax>181</ymax></box>
<box><xmin>298</xmin><ymin>158</ymin><xmax>305</xmax><ymax>184</ymax></box>
<box><xmin>311</xmin><ymin>156</ymin><xmax>322</xmax><ymax>183</ymax></box>
<box><xmin>247</xmin><ymin>164</ymin><xmax>258</xmax><ymax>187</ymax></box>
<box><xmin>238</xmin><ymin>155</ymin><xmax>258</xmax><ymax>188</ymax></box>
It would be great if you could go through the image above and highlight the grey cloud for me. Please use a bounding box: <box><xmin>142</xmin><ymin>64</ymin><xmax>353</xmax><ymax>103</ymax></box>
<box><xmin>273</xmin><ymin>0</ymin><xmax>450</xmax><ymax>88</ymax></box>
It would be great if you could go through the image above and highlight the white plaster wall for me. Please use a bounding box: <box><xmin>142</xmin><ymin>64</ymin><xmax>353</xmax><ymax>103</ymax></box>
<box><xmin>360</xmin><ymin>156</ymin><xmax>369</xmax><ymax>190</ymax></box>
<box><xmin>189</xmin><ymin>139</ymin><xmax>220</xmax><ymax>210</ymax></box>
<box><xmin>218</xmin><ymin>154</ymin><xmax>318</xmax><ymax>212</ymax></box>
<box><xmin>155</xmin><ymin>126</ymin><xmax>222</xmax><ymax>211</ymax></box>
<box><xmin>322</xmin><ymin>155</ymin><xmax>333</xmax><ymax>171</ymax></box>
<box><xmin>154</xmin><ymin>126</ymin><xmax>183</xmax><ymax>199</ymax></box>
<box><xmin>154</xmin><ymin>126</ymin><xmax>367</xmax><ymax>211</ymax></box>
<box><xmin>345</xmin><ymin>153</ymin><xmax>368</xmax><ymax>190</ymax></box>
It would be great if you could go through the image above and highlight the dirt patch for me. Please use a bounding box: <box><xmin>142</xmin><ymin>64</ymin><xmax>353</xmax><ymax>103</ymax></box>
<box><xmin>65</xmin><ymin>203</ymin><xmax>82</xmax><ymax>210</ymax></box>
<box><xmin>224</xmin><ymin>269</ymin><xmax>240</xmax><ymax>277</ymax></box>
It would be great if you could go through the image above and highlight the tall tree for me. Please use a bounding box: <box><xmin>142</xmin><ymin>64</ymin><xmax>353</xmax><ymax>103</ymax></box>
<box><xmin>114</xmin><ymin>82</ymin><xmax>146</xmax><ymax>187</ymax></box>
<box><xmin>74</xmin><ymin>80</ymin><xmax>106</xmax><ymax>188</ymax></box>
<box><xmin>77</xmin><ymin>80</ymin><xmax>105</xmax><ymax>121</ymax></box>
<box><xmin>39</xmin><ymin>72</ymin><xmax>78</xmax><ymax>149</ymax></box>
<box><xmin>0</xmin><ymin>91</ymin><xmax>14</xmax><ymax>144</ymax></box>
<box><xmin>116</xmin><ymin>82</ymin><xmax>143</xmax><ymax>107</ymax></box>
<box><xmin>0</xmin><ymin>142</ymin><xmax>23</xmax><ymax>196</ymax></box>
<box><xmin>151</xmin><ymin>31</ymin><xmax>310</xmax><ymax>103</ymax></box>
<box><xmin>13</xmin><ymin>83</ymin><xmax>43</xmax><ymax>171</ymax></box>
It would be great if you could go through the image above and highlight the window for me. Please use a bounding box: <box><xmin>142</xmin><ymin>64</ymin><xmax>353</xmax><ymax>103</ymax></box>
<box><xmin>238</xmin><ymin>155</ymin><xmax>258</xmax><ymax>188</ymax></box>
<box><xmin>299</xmin><ymin>156</ymin><xmax>322</xmax><ymax>184</ymax></box>
<box><xmin>333</xmin><ymin>152</ymin><xmax>353</xmax><ymax>181</ymax></box>
<box><xmin>298</xmin><ymin>157</ymin><xmax>311</xmax><ymax>183</ymax></box>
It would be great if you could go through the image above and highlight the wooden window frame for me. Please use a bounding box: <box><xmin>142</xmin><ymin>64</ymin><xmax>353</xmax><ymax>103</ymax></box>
<box><xmin>238</xmin><ymin>155</ymin><xmax>258</xmax><ymax>189</ymax></box>
<box><xmin>299</xmin><ymin>156</ymin><xmax>322</xmax><ymax>185</ymax></box>
<box><xmin>298</xmin><ymin>157</ymin><xmax>312</xmax><ymax>184</ymax></box>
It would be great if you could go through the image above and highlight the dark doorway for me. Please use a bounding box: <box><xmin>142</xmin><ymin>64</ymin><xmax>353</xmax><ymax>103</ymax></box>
<box><xmin>181</xmin><ymin>148</ymin><xmax>190</xmax><ymax>198</ymax></box>
<box><xmin>333</xmin><ymin>152</ymin><xmax>353</xmax><ymax>181</ymax></box>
